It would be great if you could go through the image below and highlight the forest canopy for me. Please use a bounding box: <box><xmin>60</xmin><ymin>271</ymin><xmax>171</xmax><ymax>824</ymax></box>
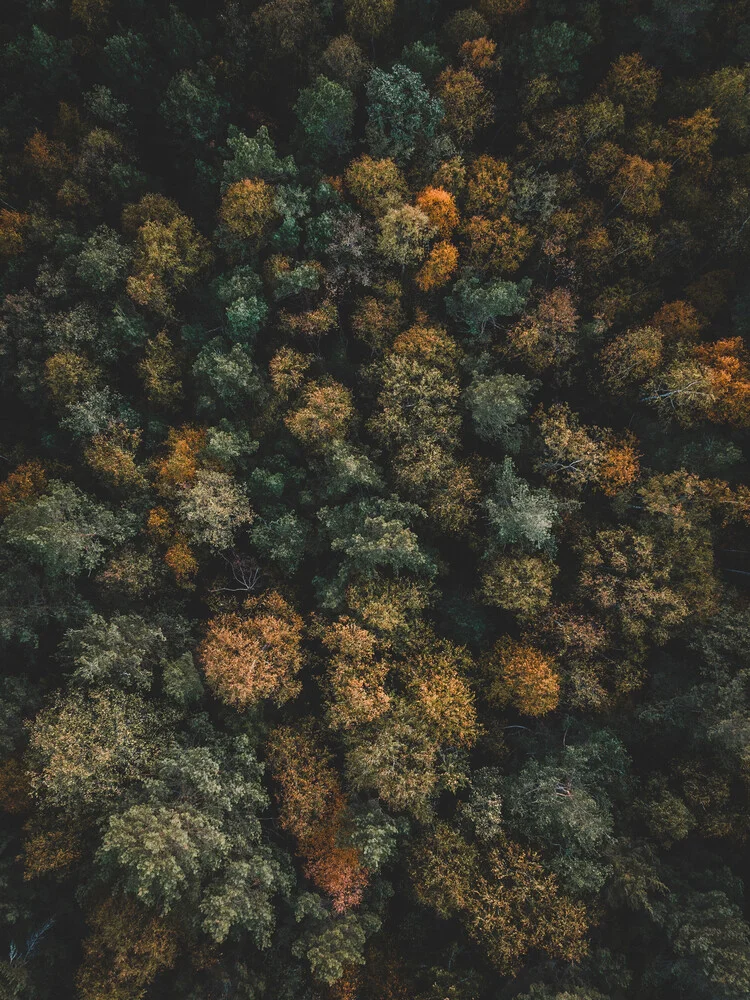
<box><xmin>1</xmin><ymin>1</ymin><xmax>750</xmax><ymax>999</ymax></box>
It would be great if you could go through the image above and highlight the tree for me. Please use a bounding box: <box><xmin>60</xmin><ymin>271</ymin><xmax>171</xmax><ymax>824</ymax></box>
<box><xmin>463</xmin><ymin>215</ymin><xmax>532</xmax><ymax>274</ymax></box>
<box><xmin>480</xmin><ymin>552</ymin><xmax>557</xmax><ymax>618</ymax></box>
<box><xmin>123</xmin><ymin>194</ymin><xmax>212</xmax><ymax>314</ymax></box>
<box><xmin>26</xmin><ymin>689</ymin><xmax>164</xmax><ymax>817</ymax></box>
<box><xmin>485</xmin><ymin>639</ymin><xmax>560</xmax><ymax>716</ymax></box>
<box><xmin>76</xmin><ymin>225</ymin><xmax>132</xmax><ymax>294</ymax></box>
<box><xmin>251</xmin><ymin>0</ymin><xmax>322</xmax><ymax>61</ymax></box>
<box><xmin>466</xmin><ymin>155</ymin><xmax>512</xmax><ymax>216</ymax></box>
<box><xmin>464</xmin><ymin>369</ymin><xmax>536</xmax><ymax>447</ymax></box>
<box><xmin>343</xmin><ymin>700</ymin><xmax>464</xmax><ymax>819</ymax></box>
<box><xmin>97</xmin><ymin>734</ymin><xmax>292</xmax><ymax>942</ymax></box>
<box><xmin>77</xmin><ymin>896</ymin><xmax>178</xmax><ymax>1000</ymax></box>
<box><xmin>447</xmin><ymin>275</ymin><xmax>531</xmax><ymax>338</ymax></box>
<box><xmin>507</xmin><ymin>288</ymin><xmax>579</xmax><ymax>370</ymax></box>
<box><xmin>140</xmin><ymin>331</ymin><xmax>183</xmax><ymax>408</ymax></box>
<box><xmin>176</xmin><ymin>469</ymin><xmax>254</xmax><ymax>551</ymax></box>
<box><xmin>285</xmin><ymin>380</ymin><xmax>354</xmax><ymax>447</ymax></box>
<box><xmin>60</xmin><ymin>613</ymin><xmax>166</xmax><ymax>692</ymax></box>
<box><xmin>344</xmin><ymin>0</ymin><xmax>395</xmax><ymax>40</ymax></box>
<box><xmin>268</xmin><ymin>724</ymin><xmax>368</xmax><ymax>912</ymax></box>
<box><xmin>603</xmin><ymin>52</ymin><xmax>660</xmax><ymax>114</ymax></box>
<box><xmin>377</xmin><ymin>205</ymin><xmax>435</xmax><ymax>268</ymax></box>
<box><xmin>366</xmin><ymin>65</ymin><xmax>444</xmax><ymax>165</ymax></box>
<box><xmin>295</xmin><ymin>77</ymin><xmax>355</xmax><ymax>161</ymax></box>
<box><xmin>412</xmin><ymin>825</ymin><xmax>588</xmax><ymax>972</ymax></box>
<box><xmin>415</xmin><ymin>241</ymin><xmax>459</xmax><ymax>291</ymax></box>
<box><xmin>323</xmin><ymin>617</ymin><xmax>391</xmax><ymax>730</ymax></box>
<box><xmin>222</xmin><ymin>126</ymin><xmax>297</xmax><ymax>188</ymax></box>
<box><xmin>518</xmin><ymin>21</ymin><xmax>593</xmax><ymax>78</ymax></box>
<box><xmin>484</xmin><ymin>458</ymin><xmax>559</xmax><ymax>554</ymax></box>
<box><xmin>159</xmin><ymin>66</ymin><xmax>226</xmax><ymax>144</ymax></box>
<box><xmin>199</xmin><ymin>591</ymin><xmax>304</xmax><ymax>709</ymax></box>
<box><xmin>415</xmin><ymin>187</ymin><xmax>459</xmax><ymax>238</ymax></box>
<box><xmin>535</xmin><ymin>404</ymin><xmax>640</xmax><ymax>494</ymax></box>
<box><xmin>2</xmin><ymin>480</ymin><xmax>133</xmax><ymax>580</ymax></box>
<box><xmin>318</xmin><ymin>499</ymin><xmax>437</xmax><ymax>590</ymax></box>
<box><xmin>609</xmin><ymin>155</ymin><xmax>671</xmax><ymax>216</ymax></box>
<box><xmin>500</xmin><ymin>731</ymin><xmax>627</xmax><ymax>894</ymax></box>
<box><xmin>436</xmin><ymin>68</ymin><xmax>493</xmax><ymax>144</ymax></box>
<box><xmin>344</xmin><ymin>155</ymin><xmax>408</xmax><ymax>216</ymax></box>
<box><xmin>220</xmin><ymin>178</ymin><xmax>278</xmax><ymax>243</ymax></box>
<box><xmin>322</xmin><ymin>35</ymin><xmax>371</xmax><ymax>89</ymax></box>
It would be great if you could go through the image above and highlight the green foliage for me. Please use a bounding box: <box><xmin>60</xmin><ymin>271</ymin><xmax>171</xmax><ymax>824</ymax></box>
<box><xmin>294</xmin><ymin>76</ymin><xmax>355</xmax><ymax>161</ymax></box>
<box><xmin>447</xmin><ymin>276</ymin><xmax>531</xmax><ymax>338</ymax></box>
<box><xmin>484</xmin><ymin>458</ymin><xmax>559</xmax><ymax>554</ymax></box>
<box><xmin>365</xmin><ymin>65</ymin><xmax>444</xmax><ymax>164</ymax></box>
<box><xmin>2</xmin><ymin>481</ymin><xmax>134</xmax><ymax>579</ymax></box>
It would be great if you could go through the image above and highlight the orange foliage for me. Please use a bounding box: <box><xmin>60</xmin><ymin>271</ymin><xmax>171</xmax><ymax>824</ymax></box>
<box><xmin>164</xmin><ymin>538</ymin><xmax>198</xmax><ymax>587</ymax></box>
<box><xmin>327</xmin><ymin>968</ymin><xmax>361</xmax><ymax>1000</ymax></box>
<box><xmin>302</xmin><ymin>795</ymin><xmax>370</xmax><ymax>913</ymax></box>
<box><xmin>415</xmin><ymin>187</ymin><xmax>459</xmax><ymax>238</ymax></box>
<box><xmin>323</xmin><ymin>617</ymin><xmax>391</xmax><ymax>729</ymax></box>
<box><xmin>153</xmin><ymin>426</ymin><xmax>207</xmax><ymax>492</ymax></box>
<box><xmin>147</xmin><ymin>505</ymin><xmax>173</xmax><ymax>543</ymax></box>
<box><xmin>0</xmin><ymin>460</ymin><xmax>47</xmax><ymax>517</ymax></box>
<box><xmin>200</xmin><ymin>591</ymin><xmax>304</xmax><ymax>708</ymax></box>
<box><xmin>459</xmin><ymin>37</ymin><xmax>498</xmax><ymax>73</ymax></box>
<box><xmin>487</xmin><ymin>639</ymin><xmax>560</xmax><ymax>716</ymax></box>
<box><xmin>598</xmin><ymin>435</ymin><xmax>641</xmax><ymax>495</ymax></box>
<box><xmin>695</xmin><ymin>337</ymin><xmax>750</xmax><ymax>426</ymax></box>
<box><xmin>268</xmin><ymin>724</ymin><xmax>368</xmax><ymax>912</ymax></box>
<box><xmin>24</xmin><ymin>130</ymin><xmax>70</xmax><ymax>178</ymax></box>
<box><xmin>651</xmin><ymin>300</ymin><xmax>705</xmax><ymax>341</ymax></box>
<box><xmin>414</xmin><ymin>240</ymin><xmax>459</xmax><ymax>291</ymax></box>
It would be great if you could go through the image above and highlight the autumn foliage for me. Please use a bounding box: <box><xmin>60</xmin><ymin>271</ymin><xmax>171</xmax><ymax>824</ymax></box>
<box><xmin>200</xmin><ymin>591</ymin><xmax>304</xmax><ymax>708</ymax></box>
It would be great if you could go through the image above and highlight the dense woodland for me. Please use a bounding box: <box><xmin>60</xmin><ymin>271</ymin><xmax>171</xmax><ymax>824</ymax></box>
<box><xmin>1</xmin><ymin>0</ymin><xmax>750</xmax><ymax>997</ymax></box>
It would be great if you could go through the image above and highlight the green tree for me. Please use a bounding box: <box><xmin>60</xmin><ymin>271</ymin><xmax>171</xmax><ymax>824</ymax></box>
<box><xmin>294</xmin><ymin>76</ymin><xmax>355</xmax><ymax>161</ymax></box>
<box><xmin>366</xmin><ymin>65</ymin><xmax>444</xmax><ymax>165</ymax></box>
